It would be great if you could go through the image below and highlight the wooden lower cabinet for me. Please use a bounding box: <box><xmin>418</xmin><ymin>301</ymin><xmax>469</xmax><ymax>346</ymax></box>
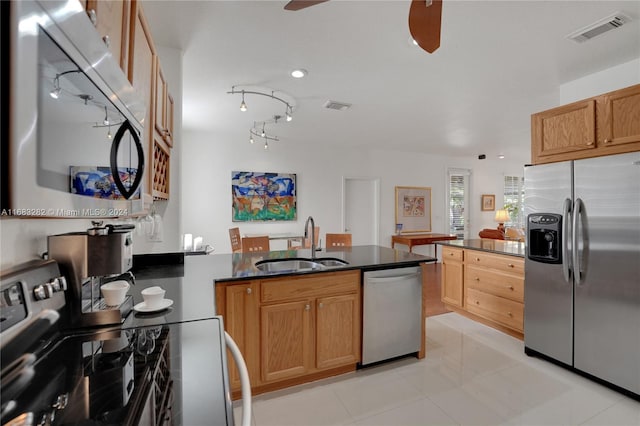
<box><xmin>216</xmin><ymin>270</ymin><xmax>361</xmax><ymax>397</ymax></box>
<box><xmin>261</xmin><ymin>300</ymin><xmax>313</xmax><ymax>382</ymax></box>
<box><xmin>441</xmin><ymin>247</ymin><xmax>524</xmax><ymax>337</ymax></box>
<box><xmin>441</xmin><ymin>247</ymin><xmax>464</xmax><ymax>307</ymax></box>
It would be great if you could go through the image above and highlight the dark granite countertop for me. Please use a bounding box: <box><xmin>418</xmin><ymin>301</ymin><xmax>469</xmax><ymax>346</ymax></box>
<box><xmin>437</xmin><ymin>239</ymin><xmax>525</xmax><ymax>257</ymax></box>
<box><xmin>124</xmin><ymin>245</ymin><xmax>434</xmax><ymax>325</ymax></box>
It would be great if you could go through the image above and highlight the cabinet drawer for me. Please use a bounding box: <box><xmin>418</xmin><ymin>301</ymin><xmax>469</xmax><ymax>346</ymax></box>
<box><xmin>466</xmin><ymin>288</ymin><xmax>523</xmax><ymax>332</ymax></box>
<box><xmin>465</xmin><ymin>251</ymin><xmax>523</xmax><ymax>275</ymax></box>
<box><xmin>261</xmin><ymin>270</ymin><xmax>360</xmax><ymax>303</ymax></box>
<box><xmin>464</xmin><ymin>265</ymin><xmax>524</xmax><ymax>302</ymax></box>
<box><xmin>442</xmin><ymin>247</ymin><xmax>463</xmax><ymax>262</ymax></box>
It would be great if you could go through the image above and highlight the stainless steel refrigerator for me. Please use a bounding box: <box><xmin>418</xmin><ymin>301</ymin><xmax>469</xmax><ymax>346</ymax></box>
<box><xmin>524</xmin><ymin>151</ymin><xmax>640</xmax><ymax>398</ymax></box>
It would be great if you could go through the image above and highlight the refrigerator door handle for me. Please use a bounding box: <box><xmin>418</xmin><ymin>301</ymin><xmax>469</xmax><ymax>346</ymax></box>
<box><xmin>562</xmin><ymin>198</ymin><xmax>572</xmax><ymax>283</ymax></box>
<box><xmin>572</xmin><ymin>198</ymin><xmax>584</xmax><ymax>286</ymax></box>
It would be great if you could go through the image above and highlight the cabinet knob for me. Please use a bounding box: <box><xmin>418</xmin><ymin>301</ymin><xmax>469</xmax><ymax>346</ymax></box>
<box><xmin>507</xmin><ymin>312</ymin><xmax>513</xmax><ymax>317</ymax></box>
<box><xmin>87</xmin><ymin>9</ymin><xmax>97</xmax><ymax>26</ymax></box>
<box><xmin>319</xmin><ymin>302</ymin><xmax>324</xmax><ymax>308</ymax></box>
<box><xmin>586</xmin><ymin>140</ymin><xmax>595</xmax><ymax>146</ymax></box>
<box><xmin>475</xmin><ymin>300</ymin><xmax>480</xmax><ymax>305</ymax></box>
<box><xmin>246</xmin><ymin>287</ymin><xmax>252</xmax><ymax>295</ymax></box>
<box><xmin>507</xmin><ymin>263</ymin><xmax>514</xmax><ymax>268</ymax></box>
<box><xmin>508</xmin><ymin>285</ymin><xmax>514</xmax><ymax>290</ymax></box>
<box><xmin>603</xmin><ymin>139</ymin><xmax>610</xmax><ymax>144</ymax></box>
<box><xmin>305</xmin><ymin>304</ymin><xmax>310</xmax><ymax>311</ymax></box>
<box><xmin>102</xmin><ymin>35</ymin><xmax>110</xmax><ymax>48</ymax></box>
<box><xmin>474</xmin><ymin>277</ymin><xmax>480</xmax><ymax>281</ymax></box>
<box><xmin>475</xmin><ymin>257</ymin><xmax>480</xmax><ymax>261</ymax></box>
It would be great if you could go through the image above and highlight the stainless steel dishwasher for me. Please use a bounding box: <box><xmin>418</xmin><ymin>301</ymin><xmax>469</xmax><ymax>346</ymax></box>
<box><xmin>362</xmin><ymin>265</ymin><xmax>422</xmax><ymax>366</ymax></box>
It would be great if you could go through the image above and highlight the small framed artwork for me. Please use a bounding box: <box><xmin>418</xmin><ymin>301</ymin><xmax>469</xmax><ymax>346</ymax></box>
<box><xmin>481</xmin><ymin>194</ymin><xmax>495</xmax><ymax>211</ymax></box>
<box><xmin>395</xmin><ymin>186</ymin><xmax>432</xmax><ymax>233</ymax></box>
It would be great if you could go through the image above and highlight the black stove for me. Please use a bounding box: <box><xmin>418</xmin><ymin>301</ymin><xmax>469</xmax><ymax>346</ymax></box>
<box><xmin>1</xmin><ymin>259</ymin><xmax>234</xmax><ymax>426</ymax></box>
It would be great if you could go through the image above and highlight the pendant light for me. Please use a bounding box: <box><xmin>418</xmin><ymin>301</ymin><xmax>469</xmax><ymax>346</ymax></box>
<box><xmin>240</xmin><ymin>90</ymin><xmax>247</xmax><ymax>111</ymax></box>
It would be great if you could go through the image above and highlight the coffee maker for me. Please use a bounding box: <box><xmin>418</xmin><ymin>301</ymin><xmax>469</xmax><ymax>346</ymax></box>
<box><xmin>48</xmin><ymin>224</ymin><xmax>135</xmax><ymax>328</ymax></box>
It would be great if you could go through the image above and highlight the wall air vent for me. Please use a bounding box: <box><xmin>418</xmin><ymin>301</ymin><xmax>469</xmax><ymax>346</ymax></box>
<box><xmin>567</xmin><ymin>12</ymin><xmax>632</xmax><ymax>43</ymax></box>
<box><xmin>323</xmin><ymin>100</ymin><xmax>352</xmax><ymax>111</ymax></box>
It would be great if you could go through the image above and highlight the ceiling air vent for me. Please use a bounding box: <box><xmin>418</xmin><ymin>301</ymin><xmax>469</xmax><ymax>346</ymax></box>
<box><xmin>323</xmin><ymin>100</ymin><xmax>352</xmax><ymax>111</ymax></box>
<box><xmin>567</xmin><ymin>12</ymin><xmax>632</xmax><ymax>43</ymax></box>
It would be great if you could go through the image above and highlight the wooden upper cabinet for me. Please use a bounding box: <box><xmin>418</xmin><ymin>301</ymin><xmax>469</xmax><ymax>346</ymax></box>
<box><xmin>85</xmin><ymin>0</ymin><xmax>130</xmax><ymax>73</ymax></box>
<box><xmin>128</xmin><ymin>1</ymin><xmax>156</xmax><ymax>201</ymax></box>
<box><xmin>531</xmin><ymin>84</ymin><xmax>640</xmax><ymax>165</ymax></box>
<box><xmin>599</xmin><ymin>84</ymin><xmax>640</xmax><ymax>148</ymax></box>
<box><xmin>531</xmin><ymin>99</ymin><xmax>596</xmax><ymax>162</ymax></box>
<box><xmin>154</xmin><ymin>59</ymin><xmax>174</xmax><ymax>147</ymax></box>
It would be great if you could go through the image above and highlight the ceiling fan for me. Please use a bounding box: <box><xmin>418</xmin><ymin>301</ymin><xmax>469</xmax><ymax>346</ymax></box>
<box><xmin>284</xmin><ymin>0</ymin><xmax>443</xmax><ymax>53</ymax></box>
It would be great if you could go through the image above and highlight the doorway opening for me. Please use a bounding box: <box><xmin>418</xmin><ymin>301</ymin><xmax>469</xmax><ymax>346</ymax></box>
<box><xmin>447</xmin><ymin>168</ymin><xmax>471</xmax><ymax>239</ymax></box>
<box><xmin>342</xmin><ymin>177</ymin><xmax>380</xmax><ymax>246</ymax></box>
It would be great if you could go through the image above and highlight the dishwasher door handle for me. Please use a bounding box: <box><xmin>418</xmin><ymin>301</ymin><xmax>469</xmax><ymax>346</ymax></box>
<box><xmin>365</xmin><ymin>273</ymin><xmax>420</xmax><ymax>284</ymax></box>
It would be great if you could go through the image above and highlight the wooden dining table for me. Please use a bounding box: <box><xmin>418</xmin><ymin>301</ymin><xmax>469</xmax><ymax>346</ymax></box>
<box><xmin>391</xmin><ymin>233</ymin><xmax>458</xmax><ymax>256</ymax></box>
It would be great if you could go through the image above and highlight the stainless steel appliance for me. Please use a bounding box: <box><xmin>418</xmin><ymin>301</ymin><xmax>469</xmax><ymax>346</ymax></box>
<box><xmin>1</xmin><ymin>259</ymin><xmax>237</xmax><ymax>425</ymax></box>
<box><xmin>4</xmin><ymin>0</ymin><xmax>146</xmax><ymax>217</ymax></box>
<box><xmin>362</xmin><ymin>266</ymin><xmax>422</xmax><ymax>366</ymax></box>
<box><xmin>524</xmin><ymin>151</ymin><xmax>640</xmax><ymax>398</ymax></box>
<box><xmin>48</xmin><ymin>227</ymin><xmax>135</xmax><ymax>328</ymax></box>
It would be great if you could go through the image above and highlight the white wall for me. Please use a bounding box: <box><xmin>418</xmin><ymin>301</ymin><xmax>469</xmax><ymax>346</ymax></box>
<box><xmin>180</xmin><ymin>128</ymin><xmax>527</xmax><ymax>258</ymax></box>
<box><xmin>560</xmin><ymin>58</ymin><xmax>640</xmax><ymax>103</ymax></box>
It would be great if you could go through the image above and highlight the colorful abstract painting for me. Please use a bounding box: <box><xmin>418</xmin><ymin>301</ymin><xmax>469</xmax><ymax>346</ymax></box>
<box><xmin>232</xmin><ymin>171</ymin><xmax>297</xmax><ymax>222</ymax></box>
<box><xmin>70</xmin><ymin>166</ymin><xmax>140</xmax><ymax>200</ymax></box>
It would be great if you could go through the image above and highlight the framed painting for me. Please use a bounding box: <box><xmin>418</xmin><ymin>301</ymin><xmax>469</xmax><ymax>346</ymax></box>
<box><xmin>395</xmin><ymin>186</ymin><xmax>432</xmax><ymax>233</ymax></box>
<box><xmin>481</xmin><ymin>194</ymin><xmax>495</xmax><ymax>211</ymax></box>
<box><xmin>232</xmin><ymin>171</ymin><xmax>297</xmax><ymax>222</ymax></box>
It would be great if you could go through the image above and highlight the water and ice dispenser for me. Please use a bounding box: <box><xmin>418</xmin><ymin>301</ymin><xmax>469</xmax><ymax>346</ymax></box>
<box><xmin>527</xmin><ymin>213</ymin><xmax>562</xmax><ymax>264</ymax></box>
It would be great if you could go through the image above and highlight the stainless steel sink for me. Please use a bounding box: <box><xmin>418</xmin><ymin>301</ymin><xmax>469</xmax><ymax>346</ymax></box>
<box><xmin>254</xmin><ymin>258</ymin><xmax>324</xmax><ymax>273</ymax></box>
<box><xmin>254</xmin><ymin>257</ymin><xmax>349</xmax><ymax>273</ymax></box>
<box><xmin>313</xmin><ymin>258</ymin><xmax>349</xmax><ymax>267</ymax></box>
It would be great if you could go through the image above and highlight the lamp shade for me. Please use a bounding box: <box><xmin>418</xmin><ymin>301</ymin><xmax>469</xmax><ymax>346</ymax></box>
<box><xmin>494</xmin><ymin>209</ymin><xmax>510</xmax><ymax>223</ymax></box>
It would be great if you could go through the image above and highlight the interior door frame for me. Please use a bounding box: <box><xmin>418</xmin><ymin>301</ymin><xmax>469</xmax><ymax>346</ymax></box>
<box><xmin>445</xmin><ymin>168</ymin><xmax>471</xmax><ymax>240</ymax></box>
<box><xmin>342</xmin><ymin>176</ymin><xmax>380</xmax><ymax>245</ymax></box>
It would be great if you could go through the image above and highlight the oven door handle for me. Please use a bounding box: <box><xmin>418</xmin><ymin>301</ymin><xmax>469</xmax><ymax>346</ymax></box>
<box><xmin>110</xmin><ymin>120</ymin><xmax>145</xmax><ymax>200</ymax></box>
<box><xmin>0</xmin><ymin>310</ymin><xmax>59</xmax><ymax>367</ymax></box>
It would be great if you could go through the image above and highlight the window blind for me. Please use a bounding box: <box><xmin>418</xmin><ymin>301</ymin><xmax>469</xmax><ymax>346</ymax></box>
<box><xmin>504</xmin><ymin>176</ymin><xmax>524</xmax><ymax>227</ymax></box>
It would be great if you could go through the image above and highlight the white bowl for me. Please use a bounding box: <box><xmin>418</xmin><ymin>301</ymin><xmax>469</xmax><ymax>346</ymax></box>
<box><xmin>101</xmin><ymin>280</ymin><xmax>130</xmax><ymax>306</ymax></box>
<box><xmin>141</xmin><ymin>286</ymin><xmax>166</xmax><ymax>308</ymax></box>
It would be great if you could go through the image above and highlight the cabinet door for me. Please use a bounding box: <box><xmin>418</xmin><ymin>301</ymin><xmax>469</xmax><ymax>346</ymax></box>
<box><xmin>154</xmin><ymin>59</ymin><xmax>167</xmax><ymax>139</ymax></box>
<box><xmin>151</xmin><ymin>135</ymin><xmax>170</xmax><ymax>199</ymax></box>
<box><xmin>316</xmin><ymin>294</ymin><xmax>360</xmax><ymax>369</ymax></box>
<box><xmin>531</xmin><ymin>99</ymin><xmax>596</xmax><ymax>163</ymax></box>
<box><xmin>86</xmin><ymin>0</ymin><xmax>130</xmax><ymax>73</ymax></box>
<box><xmin>261</xmin><ymin>300</ymin><xmax>312</xmax><ymax>382</ymax></box>
<box><xmin>441</xmin><ymin>248</ymin><xmax>464</xmax><ymax>307</ymax></box>
<box><xmin>128</xmin><ymin>0</ymin><xmax>156</xmax><ymax>201</ymax></box>
<box><xmin>599</xmin><ymin>84</ymin><xmax>640</xmax><ymax>148</ymax></box>
<box><xmin>225</xmin><ymin>283</ymin><xmax>259</xmax><ymax>391</ymax></box>
<box><xmin>165</xmin><ymin>93</ymin><xmax>174</xmax><ymax>147</ymax></box>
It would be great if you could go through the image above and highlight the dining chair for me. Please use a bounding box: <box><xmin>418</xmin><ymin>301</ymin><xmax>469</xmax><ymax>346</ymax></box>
<box><xmin>288</xmin><ymin>226</ymin><xmax>320</xmax><ymax>249</ymax></box>
<box><xmin>229</xmin><ymin>227</ymin><xmax>242</xmax><ymax>253</ymax></box>
<box><xmin>325</xmin><ymin>233</ymin><xmax>352</xmax><ymax>247</ymax></box>
<box><xmin>241</xmin><ymin>236</ymin><xmax>270</xmax><ymax>252</ymax></box>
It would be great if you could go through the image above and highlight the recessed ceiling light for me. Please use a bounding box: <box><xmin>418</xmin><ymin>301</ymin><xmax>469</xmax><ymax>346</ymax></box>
<box><xmin>498</xmin><ymin>155</ymin><xmax>505</xmax><ymax>159</ymax></box>
<box><xmin>290</xmin><ymin>69</ymin><xmax>307</xmax><ymax>78</ymax></box>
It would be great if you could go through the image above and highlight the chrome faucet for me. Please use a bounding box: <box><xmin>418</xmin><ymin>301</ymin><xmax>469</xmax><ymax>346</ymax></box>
<box><xmin>304</xmin><ymin>216</ymin><xmax>317</xmax><ymax>259</ymax></box>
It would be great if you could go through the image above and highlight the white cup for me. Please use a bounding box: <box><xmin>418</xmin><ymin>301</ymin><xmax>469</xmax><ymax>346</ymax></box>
<box><xmin>141</xmin><ymin>286</ymin><xmax>166</xmax><ymax>308</ymax></box>
<box><xmin>100</xmin><ymin>280</ymin><xmax>130</xmax><ymax>306</ymax></box>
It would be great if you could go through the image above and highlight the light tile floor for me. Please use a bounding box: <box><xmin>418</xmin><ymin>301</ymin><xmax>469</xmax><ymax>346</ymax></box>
<box><xmin>234</xmin><ymin>313</ymin><xmax>640</xmax><ymax>425</ymax></box>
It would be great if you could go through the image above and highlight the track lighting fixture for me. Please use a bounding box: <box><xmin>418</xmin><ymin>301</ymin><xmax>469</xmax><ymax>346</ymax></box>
<box><xmin>50</xmin><ymin>75</ymin><xmax>61</xmax><ymax>99</ymax></box>
<box><xmin>103</xmin><ymin>106</ymin><xmax>110</xmax><ymax>125</ymax></box>
<box><xmin>107</xmin><ymin>125</ymin><xmax>112</xmax><ymax>139</ymax></box>
<box><xmin>228</xmin><ymin>86</ymin><xmax>295</xmax><ymax>120</ymax></box>
<box><xmin>264</xmin><ymin>140</ymin><xmax>269</xmax><ymax>150</ymax></box>
<box><xmin>240</xmin><ymin>90</ymin><xmax>247</xmax><ymax>111</ymax></box>
<box><xmin>261</xmin><ymin>123</ymin><xmax>266</xmax><ymax>137</ymax></box>
<box><xmin>49</xmin><ymin>69</ymin><xmax>81</xmax><ymax>100</ymax></box>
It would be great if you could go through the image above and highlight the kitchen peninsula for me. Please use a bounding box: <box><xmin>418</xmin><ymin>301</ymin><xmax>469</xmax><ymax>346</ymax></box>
<box><xmin>437</xmin><ymin>239</ymin><xmax>525</xmax><ymax>338</ymax></box>
<box><xmin>211</xmin><ymin>245</ymin><xmax>434</xmax><ymax>397</ymax></box>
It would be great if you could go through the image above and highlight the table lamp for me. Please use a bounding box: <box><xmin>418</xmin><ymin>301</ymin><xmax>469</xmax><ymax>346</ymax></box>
<box><xmin>494</xmin><ymin>209</ymin><xmax>510</xmax><ymax>233</ymax></box>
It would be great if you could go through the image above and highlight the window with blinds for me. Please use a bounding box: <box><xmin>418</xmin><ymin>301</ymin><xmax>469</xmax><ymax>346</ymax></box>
<box><xmin>449</xmin><ymin>174</ymin><xmax>466</xmax><ymax>238</ymax></box>
<box><xmin>504</xmin><ymin>176</ymin><xmax>524</xmax><ymax>227</ymax></box>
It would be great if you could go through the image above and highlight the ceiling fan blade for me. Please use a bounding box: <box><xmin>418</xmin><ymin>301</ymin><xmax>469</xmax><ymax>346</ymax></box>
<box><xmin>284</xmin><ymin>0</ymin><xmax>330</xmax><ymax>11</ymax></box>
<box><xmin>408</xmin><ymin>0</ymin><xmax>443</xmax><ymax>53</ymax></box>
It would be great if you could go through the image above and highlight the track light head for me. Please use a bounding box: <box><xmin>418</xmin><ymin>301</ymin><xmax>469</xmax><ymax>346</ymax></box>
<box><xmin>240</xmin><ymin>91</ymin><xmax>247</xmax><ymax>111</ymax></box>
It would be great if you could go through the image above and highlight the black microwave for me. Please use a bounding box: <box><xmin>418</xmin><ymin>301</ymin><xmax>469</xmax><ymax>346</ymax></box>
<box><xmin>3</xmin><ymin>0</ymin><xmax>146</xmax><ymax>218</ymax></box>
